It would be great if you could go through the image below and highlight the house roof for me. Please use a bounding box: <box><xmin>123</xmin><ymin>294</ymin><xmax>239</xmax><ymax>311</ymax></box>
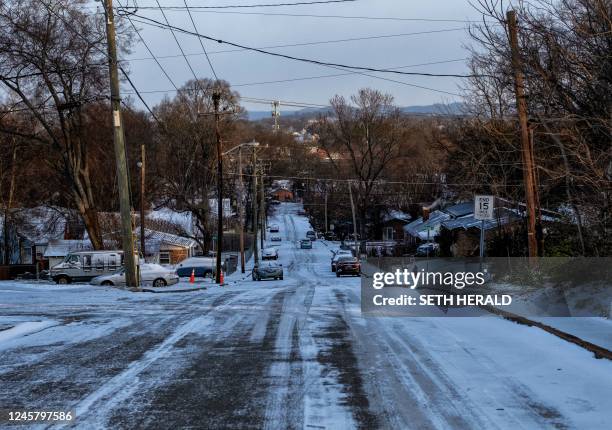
<box><xmin>382</xmin><ymin>210</ymin><xmax>411</xmax><ymax>223</ymax></box>
<box><xmin>443</xmin><ymin>202</ymin><xmax>473</xmax><ymax>218</ymax></box>
<box><xmin>139</xmin><ymin>228</ymin><xmax>198</xmax><ymax>249</ymax></box>
<box><xmin>44</xmin><ymin>239</ymin><xmax>93</xmax><ymax>257</ymax></box>
<box><xmin>404</xmin><ymin>210</ymin><xmax>451</xmax><ymax>239</ymax></box>
<box><xmin>442</xmin><ymin>207</ymin><xmax>523</xmax><ymax>231</ymax></box>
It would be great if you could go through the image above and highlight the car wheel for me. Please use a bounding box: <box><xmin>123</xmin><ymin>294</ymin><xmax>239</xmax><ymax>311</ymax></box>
<box><xmin>331</xmin><ymin>266</ymin><xmax>336</xmax><ymax>272</ymax></box>
<box><xmin>101</xmin><ymin>281</ymin><xmax>114</xmax><ymax>286</ymax></box>
<box><xmin>56</xmin><ymin>276</ymin><xmax>71</xmax><ymax>285</ymax></box>
<box><xmin>336</xmin><ymin>272</ymin><xmax>340</xmax><ymax>277</ymax></box>
<box><xmin>153</xmin><ymin>278</ymin><xmax>167</xmax><ymax>288</ymax></box>
<box><xmin>280</xmin><ymin>275</ymin><xmax>283</xmax><ymax>280</ymax></box>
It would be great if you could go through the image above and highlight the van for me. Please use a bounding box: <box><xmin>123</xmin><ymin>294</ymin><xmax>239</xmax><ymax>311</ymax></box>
<box><xmin>50</xmin><ymin>251</ymin><xmax>126</xmax><ymax>284</ymax></box>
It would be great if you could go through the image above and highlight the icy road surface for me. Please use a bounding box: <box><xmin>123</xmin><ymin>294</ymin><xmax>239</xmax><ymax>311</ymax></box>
<box><xmin>0</xmin><ymin>203</ymin><xmax>610</xmax><ymax>429</ymax></box>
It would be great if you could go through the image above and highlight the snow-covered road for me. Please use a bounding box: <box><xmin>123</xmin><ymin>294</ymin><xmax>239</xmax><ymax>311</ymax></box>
<box><xmin>0</xmin><ymin>203</ymin><xmax>610</xmax><ymax>429</ymax></box>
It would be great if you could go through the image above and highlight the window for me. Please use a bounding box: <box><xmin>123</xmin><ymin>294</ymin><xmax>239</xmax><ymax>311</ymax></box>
<box><xmin>159</xmin><ymin>251</ymin><xmax>170</xmax><ymax>265</ymax></box>
<box><xmin>384</xmin><ymin>227</ymin><xmax>395</xmax><ymax>241</ymax></box>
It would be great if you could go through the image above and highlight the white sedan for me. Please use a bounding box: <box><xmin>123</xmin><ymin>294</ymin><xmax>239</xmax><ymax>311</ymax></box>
<box><xmin>262</xmin><ymin>248</ymin><xmax>279</xmax><ymax>260</ymax></box>
<box><xmin>90</xmin><ymin>264</ymin><xmax>179</xmax><ymax>288</ymax></box>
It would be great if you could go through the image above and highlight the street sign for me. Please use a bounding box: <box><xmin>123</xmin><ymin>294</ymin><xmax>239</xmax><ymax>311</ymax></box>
<box><xmin>474</xmin><ymin>195</ymin><xmax>494</xmax><ymax>220</ymax></box>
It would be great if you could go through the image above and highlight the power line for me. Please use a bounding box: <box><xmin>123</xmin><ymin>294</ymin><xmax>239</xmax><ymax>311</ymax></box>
<box><xmin>123</xmin><ymin>8</ymin><xmax>490</xmax><ymax>23</ymax></box>
<box><xmin>182</xmin><ymin>0</ymin><xmax>219</xmax><ymax>81</ymax></box>
<box><xmin>154</xmin><ymin>0</ymin><xmax>199</xmax><ymax>82</ymax></box>
<box><xmin>117</xmin><ymin>0</ymin><xmax>179</xmax><ymax>91</ymax></box>
<box><xmin>124</xmin><ymin>13</ymin><xmax>488</xmax><ymax>78</ymax></box>
<box><xmin>35</xmin><ymin>0</ymin><xmax>162</xmax><ymax>125</ymax></box>
<box><xmin>123</xmin><ymin>23</ymin><xmax>467</xmax><ymax>61</ymax></box>
<box><xmin>132</xmin><ymin>0</ymin><xmax>358</xmax><ymax>9</ymax></box>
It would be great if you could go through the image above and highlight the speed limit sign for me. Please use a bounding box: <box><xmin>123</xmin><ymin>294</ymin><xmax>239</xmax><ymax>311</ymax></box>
<box><xmin>474</xmin><ymin>195</ymin><xmax>494</xmax><ymax>220</ymax></box>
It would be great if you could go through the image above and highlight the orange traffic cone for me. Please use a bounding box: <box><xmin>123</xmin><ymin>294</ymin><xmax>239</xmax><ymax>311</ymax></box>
<box><xmin>219</xmin><ymin>270</ymin><xmax>224</xmax><ymax>285</ymax></box>
<box><xmin>189</xmin><ymin>269</ymin><xmax>195</xmax><ymax>284</ymax></box>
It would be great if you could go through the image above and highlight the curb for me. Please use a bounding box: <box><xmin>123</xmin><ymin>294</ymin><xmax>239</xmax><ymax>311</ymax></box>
<box><xmin>142</xmin><ymin>286</ymin><xmax>208</xmax><ymax>293</ymax></box>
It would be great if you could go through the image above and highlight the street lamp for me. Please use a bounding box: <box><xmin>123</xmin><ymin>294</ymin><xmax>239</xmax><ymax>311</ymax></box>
<box><xmin>219</xmin><ymin>140</ymin><xmax>260</xmax><ymax>276</ymax></box>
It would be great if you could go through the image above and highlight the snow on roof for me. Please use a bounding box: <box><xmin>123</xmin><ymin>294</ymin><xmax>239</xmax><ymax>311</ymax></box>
<box><xmin>443</xmin><ymin>202</ymin><xmax>473</xmax><ymax>218</ymax></box>
<box><xmin>442</xmin><ymin>207</ymin><xmax>523</xmax><ymax>231</ymax></box>
<box><xmin>404</xmin><ymin>210</ymin><xmax>451</xmax><ymax>238</ymax></box>
<box><xmin>383</xmin><ymin>210</ymin><xmax>411</xmax><ymax>223</ymax></box>
<box><xmin>44</xmin><ymin>240</ymin><xmax>93</xmax><ymax>257</ymax></box>
<box><xmin>138</xmin><ymin>228</ymin><xmax>198</xmax><ymax>249</ymax></box>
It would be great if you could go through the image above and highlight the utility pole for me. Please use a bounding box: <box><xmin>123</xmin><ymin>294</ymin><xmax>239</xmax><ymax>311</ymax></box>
<box><xmin>271</xmin><ymin>101</ymin><xmax>280</xmax><ymax>132</ymax></box>
<box><xmin>139</xmin><ymin>144</ymin><xmax>146</xmax><ymax>262</ymax></box>
<box><xmin>238</xmin><ymin>148</ymin><xmax>245</xmax><ymax>273</ymax></box>
<box><xmin>213</xmin><ymin>91</ymin><xmax>223</xmax><ymax>284</ymax></box>
<box><xmin>252</xmin><ymin>149</ymin><xmax>259</xmax><ymax>265</ymax></box>
<box><xmin>324</xmin><ymin>191</ymin><xmax>328</xmax><ymax>233</ymax></box>
<box><xmin>103</xmin><ymin>0</ymin><xmax>138</xmax><ymax>289</ymax></box>
<box><xmin>507</xmin><ymin>10</ymin><xmax>538</xmax><ymax>260</ymax></box>
<box><xmin>260</xmin><ymin>166</ymin><xmax>265</xmax><ymax>250</ymax></box>
<box><xmin>348</xmin><ymin>181</ymin><xmax>359</xmax><ymax>261</ymax></box>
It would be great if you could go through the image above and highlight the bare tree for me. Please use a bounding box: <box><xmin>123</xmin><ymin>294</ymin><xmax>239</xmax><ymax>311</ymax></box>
<box><xmin>0</xmin><ymin>0</ymin><xmax>133</xmax><ymax>249</ymax></box>
<box><xmin>151</xmin><ymin>79</ymin><xmax>242</xmax><ymax>252</ymax></box>
<box><xmin>316</xmin><ymin>88</ymin><xmax>407</xmax><ymax>239</ymax></box>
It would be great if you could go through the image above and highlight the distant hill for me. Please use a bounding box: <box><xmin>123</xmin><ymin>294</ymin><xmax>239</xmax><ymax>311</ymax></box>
<box><xmin>246</xmin><ymin>102</ymin><xmax>465</xmax><ymax>121</ymax></box>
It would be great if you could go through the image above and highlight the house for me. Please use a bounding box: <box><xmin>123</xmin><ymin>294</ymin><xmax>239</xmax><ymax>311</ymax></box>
<box><xmin>380</xmin><ymin>210</ymin><xmax>412</xmax><ymax>241</ymax></box>
<box><xmin>404</xmin><ymin>210</ymin><xmax>451</xmax><ymax>244</ymax></box>
<box><xmin>139</xmin><ymin>228</ymin><xmax>198</xmax><ymax>264</ymax></box>
<box><xmin>272</xmin><ymin>188</ymin><xmax>293</xmax><ymax>202</ymax></box>
<box><xmin>0</xmin><ymin>207</ymin><xmax>80</xmax><ymax>267</ymax></box>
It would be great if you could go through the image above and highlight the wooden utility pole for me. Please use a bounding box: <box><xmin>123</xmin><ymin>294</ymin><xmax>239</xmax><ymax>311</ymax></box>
<box><xmin>104</xmin><ymin>0</ymin><xmax>138</xmax><ymax>288</ymax></box>
<box><xmin>507</xmin><ymin>10</ymin><xmax>538</xmax><ymax>260</ymax></box>
<box><xmin>139</xmin><ymin>144</ymin><xmax>146</xmax><ymax>262</ymax></box>
<box><xmin>348</xmin><ymin>181</ymin><xmax>359</xmax><ymax>260</ymax></box>
<box><xmin>324</xmin><ymin>191</ymin><xmax>328</xmax><ymax>233</ymax></box>
<box><xmin>2</xmin><ymin>141</ymin><xmax>17</xmax><ymax>266</ymax></box>
<box><xmin>238</xmin><ymin>148</ymin><xmax>245</xmax><ymax>273</ymax></box>
<box><xmin>260</xmin><ymin>167</ymin><xmax>265</xmax><ymax>250</ymax></box>
<box><xmin>252</xmin><ymin>150</ymin><xmax>259</xmax><ymax>265</ymax></box>
<box><xmin>213</xmin><ymin>91</ymin><xmax>223</xmax><ymax>284</ymax></box>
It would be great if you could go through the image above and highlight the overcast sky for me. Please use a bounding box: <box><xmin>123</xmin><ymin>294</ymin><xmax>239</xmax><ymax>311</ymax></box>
<box><xmin>116</xmin><ymin>0</ymin><xmax>482</xmax><ymax>112</ymax></box>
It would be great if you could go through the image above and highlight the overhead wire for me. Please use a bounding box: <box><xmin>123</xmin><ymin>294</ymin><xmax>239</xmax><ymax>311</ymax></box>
<box><xmin>182</xmin><ymin>0</ymin><xmax>219</xmax><ymax>81</ymax></box>
<box><xmin>123</xmin><ymin>13</ymin><xmax>489</xmax><ymax>79</ymax></box>
<box><xmin>154</xmin><ymin>0</ymin><xmax>200</xmax><ymax>82</ymax></box>
<box><xmin>123</xmin><ymin>24</ymin><xmax>468</xmax><ymax>61</ymax></box>
<box><xmin>133</xmin><ymin>1</ymin><xmax>358</xmax><ymax>9</ymax></box>
<box><xmin>117</xmin><ymin>0</ymin><xmax>180</xmax><ymax>91</ymax></box>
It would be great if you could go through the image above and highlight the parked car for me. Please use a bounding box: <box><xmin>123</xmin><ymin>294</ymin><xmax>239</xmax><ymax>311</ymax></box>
<box><xmin>300</xmin><ymin>239</ymin><xmax>313</xmax><ymax>249</ymax></box>
<box><xmin>50</xmin><ymin>250</ymin><xmax>125</xmax><ymax>284</ymax></box>
<box><xmin>269</xmin><ymin>224</ymin><xmax>280</xmax><ymax>233</ymax></box>
<box><xmin>324</xmin><ymin>231</ymin><xmax>338</xmax><ymax>241</ymax></box>
<box><xmin>270</xmin><ymin>234</ymin><xmax>282</xmax><ymax>242</ymax></box>
<box><xmin>306</xmin><ymin>230</ymin><xmax>316</xmax><ymax>241</ymax></box>
<box><xmin>331</xmin><ymin>249</ymin><xmax>353</xmax><ymax>272</ymax></box>
<box><xmin>262</xmin><ymin>248</ymin><xmax>279</xmax><ymax>260</ymax></box>
<box><xmin>316</xmin><ymin>232</ymin><xmax>325</xmax><ymax>239</ymax></box>
<box><xmin>252</xmin><ymin>262</ymin><xmax>283</xmax><ymax>281</ymax></box>
<box><xmin>91</xmin><ymin>264</ymin><xmax>179</xmax><ymax>288</ymax></box>
<box><xmin>270</xmin><ymin>199</ymin><xmax>281</xmax><ymax>205</ymax></box>
<box><xmin>336</xmin><ymin>256</ymin><xmax>361</xmax><ymax>277</ymax></box>
<box><xmin>415</xmin><ymin>242</ymin><xmax>439</xmax><ymax>257</ymax></box>
<box><xmin>176</xmin><ymin>257</ymin><xmax>221</xmax><ymax>278</ymax></box>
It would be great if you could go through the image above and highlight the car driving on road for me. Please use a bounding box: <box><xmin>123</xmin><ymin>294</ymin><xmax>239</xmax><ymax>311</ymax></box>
<box><xmin>300</xmin><ymin>239</ymin><xmax>312</xmax><ymax>249</ymax></box>
<box><xmin>252</xmin><ymin>262</ymin><xmax>283</xmax><ymax>281</ymax></box>
<box><xmin>335</xmin><ymin>256</ymin><xmax>360</xmax><ymax>277</ymax></box>
<box><xmin>269</xmin><ymin>224</ymin><xmax>280</xmax><ymax>233</ymax></box>
<box><xmin>270</xmin><ymin>234</ymin><xmax>282</xmax><ymax>242</ymax></box>
<box><xmin>306</xmin><ymin>230</ymin><xmax>316</xmax><ymax>241</ymax></box>
<box><xmin>331</xmin><ymin>249</ymin><xmax>353</xmax><ymax>271</ymax></box>
<box><xmin>262</xmin><ymin>248</ymin><xmax>279</xmax><ymax>260</ymax></box>
<box><xmin>91</xmin><ymin>264</ymin><xmax>179</xmax><ymax>288</ymax></box>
